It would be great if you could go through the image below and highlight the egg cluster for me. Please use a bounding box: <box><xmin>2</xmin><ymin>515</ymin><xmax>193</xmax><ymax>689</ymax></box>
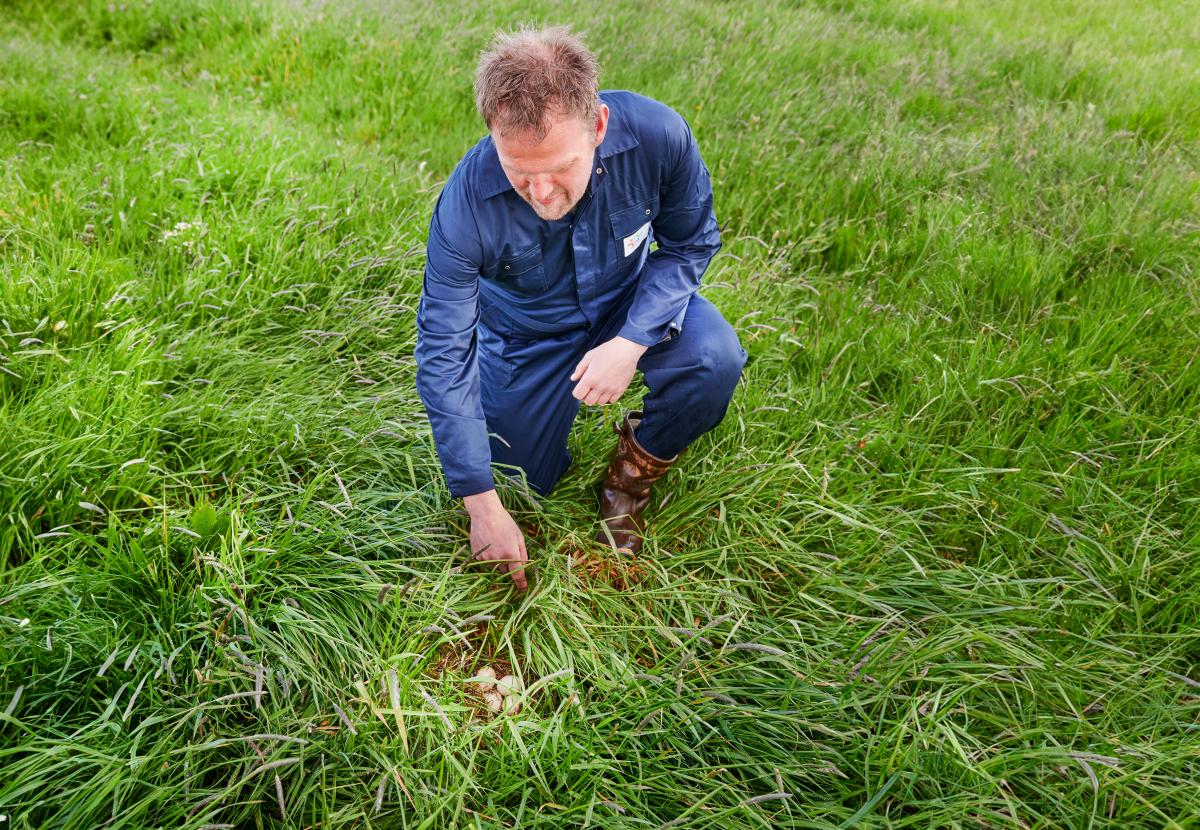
<box><xmin>474</xmin><ymin>666</ymin><xmax>524</xmax><ymax>716</ymax></box>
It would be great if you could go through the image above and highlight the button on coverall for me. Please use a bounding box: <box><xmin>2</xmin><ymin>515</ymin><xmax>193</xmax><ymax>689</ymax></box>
<box><xmin>416</xmin><ymin>90</ymin><xmax>748</xmax><ymax>498</ymax></box>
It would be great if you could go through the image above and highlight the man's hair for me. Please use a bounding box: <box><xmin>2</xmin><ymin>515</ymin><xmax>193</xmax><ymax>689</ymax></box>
<box><xmin>475</xmin><ymin>25</ymin><xmax>600</xmax><ymax>140</ymax></box>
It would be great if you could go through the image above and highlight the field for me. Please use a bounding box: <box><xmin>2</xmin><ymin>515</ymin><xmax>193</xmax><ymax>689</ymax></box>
<box><xmin>1</xmin><ymin>0</ymin><xmax>1198</xmax><ymax>827</ymax></box>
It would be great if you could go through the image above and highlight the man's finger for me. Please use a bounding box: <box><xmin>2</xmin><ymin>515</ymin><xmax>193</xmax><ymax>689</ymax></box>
<box><xmin>510</xmin><ymin>559</ymin><xmax>528</xmax><ymax>591</ymax></box>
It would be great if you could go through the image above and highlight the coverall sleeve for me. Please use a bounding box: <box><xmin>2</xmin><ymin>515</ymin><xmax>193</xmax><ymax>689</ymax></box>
<box><xmin>616</xmin><ymin>112</ymin><xmax>721</xmax><ymax>347</ymax></box>
<box><xmin>414</xmin><ymin>178</ymin><xmax>495</xmax><ymax>498</ymax></box>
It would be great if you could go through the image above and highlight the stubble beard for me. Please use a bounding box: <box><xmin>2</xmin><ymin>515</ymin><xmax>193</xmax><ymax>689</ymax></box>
<box><xmin>523</xmin><ymin>185</ymin><xmax>584</xmax><ymax>222</ymax></box>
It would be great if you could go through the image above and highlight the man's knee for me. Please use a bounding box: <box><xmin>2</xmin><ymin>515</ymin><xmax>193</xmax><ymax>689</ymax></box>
<box><xmin>695</xmin><ymin>324</ymin><xmax>748</xmax><ymax>397</ymax></box>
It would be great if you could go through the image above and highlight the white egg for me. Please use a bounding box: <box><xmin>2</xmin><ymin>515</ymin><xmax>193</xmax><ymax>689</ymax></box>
<box><xmin>475</xmin><ymin>666</ymin><xmax>497</xmax><ymax>691</ymax></box>
<box><xmin>505</xmin><ymin>694</ymin><xmax>522</xmax><ymax>716</ymax></box>
<box><xmin>495</xmin><ymin>674</ymin><xmax>523</xmax><ymax>697</ymax></box>
<box><xmin>482</xmin><ymin>690</ymin><xmax>503</xmax><ymax>712</ymax></box>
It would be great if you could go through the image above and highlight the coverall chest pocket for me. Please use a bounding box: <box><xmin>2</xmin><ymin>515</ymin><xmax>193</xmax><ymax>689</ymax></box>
<box><xmin>609</xmin><ymin>196</ymin><xmax>658</xmax><ymax>262</ymax></box>
<box><xmin>489</xmin><ymin>244</ymin><xmax>549</xmax><ymax>295</ymax></box>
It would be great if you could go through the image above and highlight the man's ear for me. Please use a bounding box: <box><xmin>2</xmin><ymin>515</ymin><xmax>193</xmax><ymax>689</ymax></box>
<box><xmin>593</xmin><ymin>103</ymin><xmax>610</xmax><ymax>147</ymax></box>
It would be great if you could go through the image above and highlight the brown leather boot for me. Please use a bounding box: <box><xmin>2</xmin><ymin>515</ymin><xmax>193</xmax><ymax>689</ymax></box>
<box><xmin>595</xmin><ymin>410</ymin><xmax>682</xmax><ymax>555</ymax></box>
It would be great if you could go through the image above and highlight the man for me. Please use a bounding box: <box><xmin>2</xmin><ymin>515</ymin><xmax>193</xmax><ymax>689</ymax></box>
<box><xmin>415</xmin><ymin>25</ymin><xmax>748</xmax><ymax>591</ymax></box>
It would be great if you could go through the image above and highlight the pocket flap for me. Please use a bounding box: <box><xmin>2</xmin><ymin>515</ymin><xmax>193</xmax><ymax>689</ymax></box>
<box><xmin>609</xmin><ymin>197</ymin><xmax>659</xmax><ymax>240</ymax></box>
<box><xmin>497</xmin><ymin>244</ymin><xmax>542</xmax><ymax>276</ymax></box>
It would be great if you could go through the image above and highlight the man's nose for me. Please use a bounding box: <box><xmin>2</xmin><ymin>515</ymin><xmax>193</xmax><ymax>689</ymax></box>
<box><xmin>529</xmin><ymin>178</ymin><xmax>554</xmax><ymax>202</ymax></box>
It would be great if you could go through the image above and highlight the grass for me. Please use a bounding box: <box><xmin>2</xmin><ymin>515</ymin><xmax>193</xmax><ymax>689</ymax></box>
<box><xmin>1</xmin><ymin>0</ymin><xmax>1198</xmax><ymax>827</ymax></box>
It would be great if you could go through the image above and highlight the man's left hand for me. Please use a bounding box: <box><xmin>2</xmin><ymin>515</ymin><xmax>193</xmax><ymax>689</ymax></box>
<box><xmin>570</xmin><ymin>336</ymin><xmax>648</xmax><ymax>405</ymax></box>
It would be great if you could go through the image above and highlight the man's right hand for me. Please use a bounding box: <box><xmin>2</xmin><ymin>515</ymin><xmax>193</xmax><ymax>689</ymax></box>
<box><xmin>464</xmin><ymin>490</ymin><xmax>529</xmax><ymax>591</ymax></box>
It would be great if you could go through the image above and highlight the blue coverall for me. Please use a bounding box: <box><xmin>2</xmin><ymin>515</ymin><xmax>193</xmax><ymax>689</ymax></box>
<box><xmin>415</xmin><ymin>90</ymin><xmax>748</xmax><ymax>499</ymax></box>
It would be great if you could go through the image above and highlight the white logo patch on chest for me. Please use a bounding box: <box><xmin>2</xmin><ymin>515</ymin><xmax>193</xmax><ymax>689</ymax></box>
<box><xmin>623</xmin><ymin>222</ymin><xmax>651</xmax><ymax>257</ymax></box>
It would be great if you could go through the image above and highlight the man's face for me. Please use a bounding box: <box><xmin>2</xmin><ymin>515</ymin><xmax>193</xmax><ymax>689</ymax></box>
<box><xmin>493</xmin><ymin>104</ymin><xmax>609</xmax><ymax>222</ymax></box>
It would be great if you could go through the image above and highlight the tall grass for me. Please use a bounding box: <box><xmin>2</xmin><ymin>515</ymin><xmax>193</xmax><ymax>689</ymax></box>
<box><xmin>1</xmin><ymin>0</ymin><xmax>1197</xmax><ymax>827</ymax></box>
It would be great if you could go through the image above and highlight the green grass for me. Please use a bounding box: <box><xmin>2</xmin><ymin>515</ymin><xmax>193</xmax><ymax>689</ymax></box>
<box><xmin>1</xmin><ymin>0</ymin><xmax>1198</xmax><ymax>827</ymax></box>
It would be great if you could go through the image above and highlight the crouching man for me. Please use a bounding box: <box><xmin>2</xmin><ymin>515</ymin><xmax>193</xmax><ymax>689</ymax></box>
<box><xmin>415</xmin><ymin>25</ymin><xmax>748</xmax><ymax>590</ymax></box>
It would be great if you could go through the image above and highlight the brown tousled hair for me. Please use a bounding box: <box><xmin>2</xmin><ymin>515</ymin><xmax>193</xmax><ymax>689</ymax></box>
<box><xmin>474</xmin><ymin>25</ymin><xmax>600</xmax><ymax>140</ymax></box>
